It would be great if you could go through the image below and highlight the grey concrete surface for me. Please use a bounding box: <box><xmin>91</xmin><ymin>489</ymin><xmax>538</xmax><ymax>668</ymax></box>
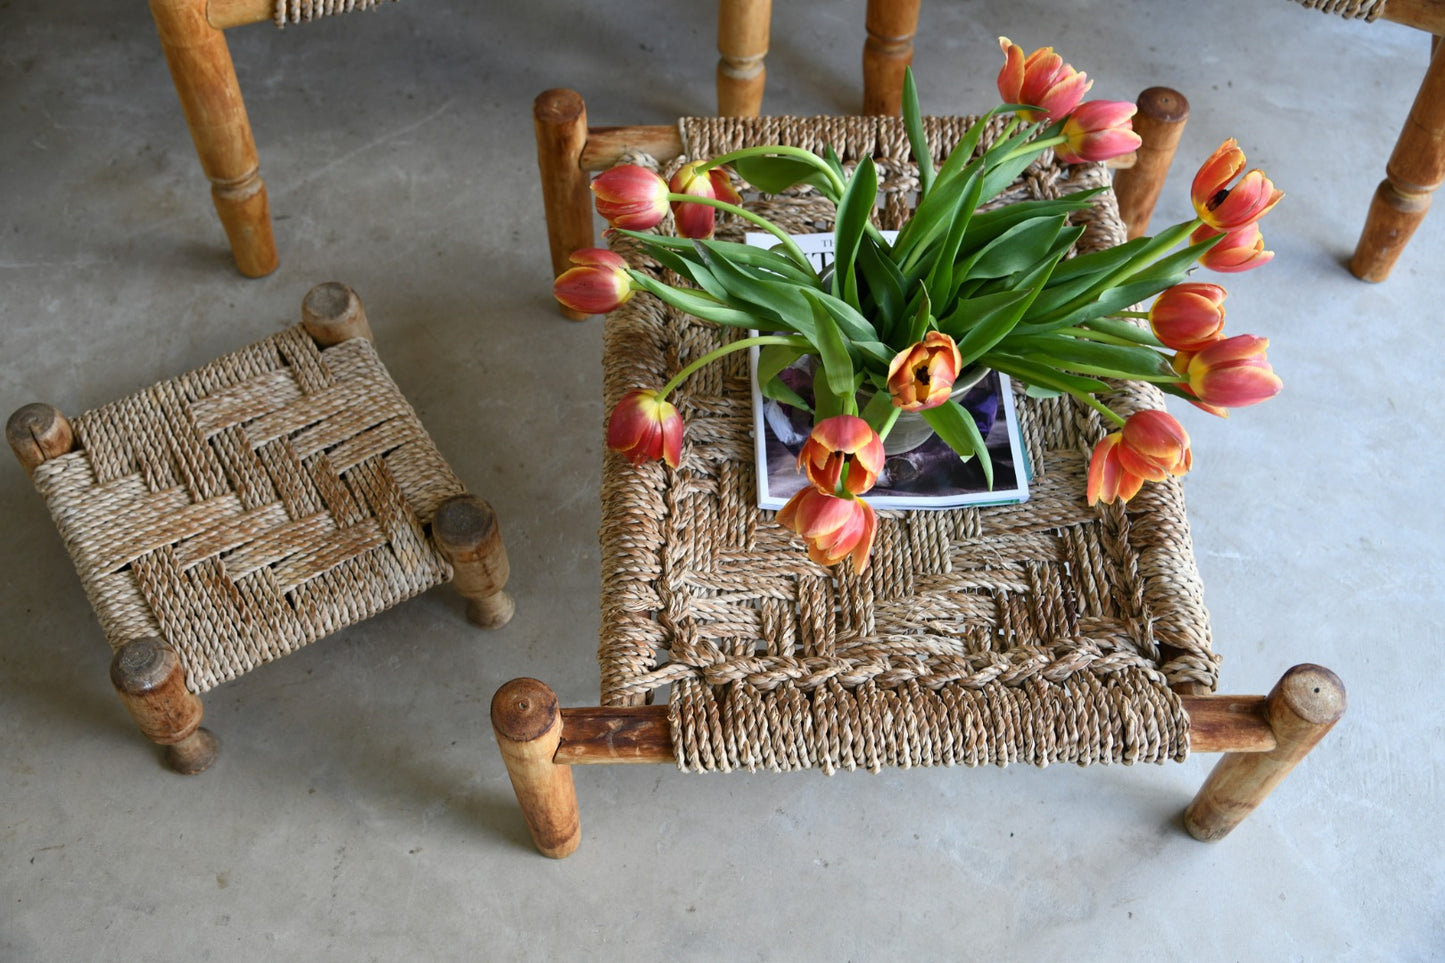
<box><xmin>2</xmin><ymin>1</ymin><xmax>1441</xmax><ymax>959</ymax></box>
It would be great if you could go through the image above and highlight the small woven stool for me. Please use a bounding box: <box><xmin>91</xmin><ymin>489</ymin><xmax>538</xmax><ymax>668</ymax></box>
<box><xmin>8</xmin><ymin>282</ymin><xmax>513</xmax><ymax>774</ymax></box>
<box><xmin>494</xmin><ymin>103</ymin><xmax>1345</xmax><ymax>858</ymax></box>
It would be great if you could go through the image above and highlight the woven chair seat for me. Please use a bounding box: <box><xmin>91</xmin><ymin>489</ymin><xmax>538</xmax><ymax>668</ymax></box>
<box><xmin>272</xmin><ymin>0</ymin><xmax>397</xmax><ymax>26</ymax></box>
<box><xmin>598</xmin><ymin>114</ymin><xmax>1220</xmax><ymax>775</ymax></box>
<box><xmin>1289</xmin><ymin>0</ymin><xmax>1386</xmax><ymax>20</ymax></box>
<box><xmin>28</xmin><ymin>325</ymin><xmax>464</xmax><ymax>694</ymax></box>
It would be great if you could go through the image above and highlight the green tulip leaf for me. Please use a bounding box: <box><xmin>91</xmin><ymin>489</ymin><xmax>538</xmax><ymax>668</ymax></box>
<box><xmin>921</xmin><ymin>400</ymin><xmax>993</xmax><ymax>489</ymax></box>
<box><xmin>802</xmin><ymin>290</ymin><xmax>858</xmax><ymax>403</ymax></box>
<box><xmin>729</xmin><ymin>155</ymin><xmax>838</xmax><ymax>199</ymax></box>
<box><xmin>902</xmin><ymin>68</ymin><xmax>935</xmax><ymax>200</ymax></box>
<box><xmin>626</xmin><ymin>271</ymin><xmax>765</xmax><ymax>328</ymax></box>
<box><xmin>832</xmin><ymin>156</ymin><xmax>879</xmax><ymax>312</ymax></box>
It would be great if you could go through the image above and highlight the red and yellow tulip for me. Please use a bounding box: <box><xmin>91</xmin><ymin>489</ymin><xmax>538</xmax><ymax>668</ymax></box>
<box><xmin>606</xmin><ymin>389</ymin><xmax>684</xmax><ymax>468</ymax></box>
<box><xmin>1087</xmin><ymin>409</ymin><xmax>1192</xmax><ymax>505</ymax></box>
<box><xmin>1055</xmin><ymin>100</ymin><xmax>1142</xmax><ymax>164</ymax></box>
<box><xmin>668</xmin><ymin>161</ymin><xmax>743</xmax><ymax>240</ymax></box>
<box><xmin>552</xmin><ymin>248</ymin><xmax>635</xmax><ymax>316</ymax></box>
<box><xmin>1172</xmin><ymin>334</ymin><xmax>1282</xmax><ymax>413</ymax></box>
<box><xmin>1193</xmin><ymin>221</ymin><xmax>1274</xmax><ymax>273</ymax></box>
<box><xmin>797</xmin><ymin>414</ymin><xmax>886</xmax><ymax>497</ymax></box>
<box><xmin>591</xmin><ymin>164</ymin><xmax>670</xmax><ymax>232</ymax></box>
<box><xmin>1191</xmin><ymin>139</ymin><xmax>1283</xmax><ymax>231</ymax></box>
<box><xmin>997</xmin><ymin>37</ymin><xmax>1092</xmax><ymax>123</ymax></box>
<box><xmin>886</xmin><ymin>331</ymin><xmax>964</xmax><ymax>412</ymax></box>
<box><xmin>1148</xmin><ymin>282</ymin><xmax>1228</xmax><ymax>352</ymax></box>
<box><xmin>776</xmin><ymin>486</ymin><xmax>878</xmax><ymax>572</ymax></box>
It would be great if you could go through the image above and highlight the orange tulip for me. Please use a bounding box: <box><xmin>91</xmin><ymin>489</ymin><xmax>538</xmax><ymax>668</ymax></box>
<box><xmin>776</xmin><ymin>487</ymin><xmax>877</xmax><ymax>572</ymax></box>
<box><xmin>1055</xmin><ymin>100</ymin><xmax>1142</xmax><ymax>164</ymax></box>
<box><xmin>1172</xmin><ymin>334</ymin><xmax>1282</xmax><ymax>412</ymax></box>
<box><xmin>797</xmin><ymin>414</ymin><xmax>886</xmax><ymax>496</ymax></box>
<box><xmin>591</xmin><ymin>164</ymin><xmax>670</xmax><ymax>231</ymax></box>
<box><xmin>997</xmin><ymin>37</ymin><xmax>1092</xmax><ymax>123</ymax></box>
<box><xmin>1191</xmin><ymin>139</ymin><xmax>1283</xmax><ymax>231</ymax></box>
<box><xmin>606</xmin><ymin>389</ymin><xmax>684</xmax><ymax>468</ymax></box>
<box><xmin>886</xmin><ymin>331</ymin><xmax>964</xmax><ymax>412</ymax></box>
<box><xmin>1193</xmin><ymin>222</ymin><xmax>1274</xmax><ymax>273</ymax></box>
<box><xmin>668</xmin><ymin>161</ymin><xmax>743</xmax><ymax>240</ymax></box>
<box><xmin>553</xmin><ymin>248</ymin><xmax>635</xmax><ymax>315</ymax></box>
<box><xmin>1087</xmin><ymin>410</ymin><xmax>1192</xmax><ymax>505</ymax></box>
<box><xmin>1148</xmin><ymin>282</ymin><xmax>1228</xmax><ymax>352</ymax></box>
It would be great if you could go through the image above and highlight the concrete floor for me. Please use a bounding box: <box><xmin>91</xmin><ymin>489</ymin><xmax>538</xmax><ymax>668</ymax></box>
<box><xmin>2</xmin><ymin>0</ymin><xmax>1441</xmax><ymax>959</ymax></box>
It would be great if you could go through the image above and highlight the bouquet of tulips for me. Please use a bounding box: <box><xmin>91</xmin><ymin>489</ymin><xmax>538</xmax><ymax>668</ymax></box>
<box><xmin>555</xmin><ymin>38</ymin><xmax>1283</xmax><ymax>573</ymax></box>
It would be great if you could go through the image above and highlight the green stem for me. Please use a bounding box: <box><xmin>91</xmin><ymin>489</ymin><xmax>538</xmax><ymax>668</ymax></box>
<box><xmin>1077</xmin><ymin>391</ymin><xmax>1128</xmax><ymax>428</ymax></box>
<box><xmin>658</xmin><ymin>334</ymin><xmax>812</xmax><ymax>399</ymax></box>
<box><xmin>1000</xmin><ymin>133</ymin><xmax>1065</xmax><ymax>164</ymax></box>
<box><xmin>874</xmin><ymin>405</ymin><xmax>903</xmax><ymax>442</ymax></box>
<box><xmin>1112</xmin><ymin>311</ymin><xmax>1149</xmax><ymax>319</ymax></box>
<box><xmin>1056</xmin><ymin>328</ymin><xmax>1157</xmax><ymax>348</ymax></box>
<box><xmin>667</xmin><ymin>192</ymin><xmax>818</xmax><ymax>279</ymax></box>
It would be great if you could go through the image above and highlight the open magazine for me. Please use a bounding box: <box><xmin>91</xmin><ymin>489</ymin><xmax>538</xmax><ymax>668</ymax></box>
<box><xmin>745</xmin><ymin>232</ymin><xmax>1031</xmax><ymax>511</ymax></box>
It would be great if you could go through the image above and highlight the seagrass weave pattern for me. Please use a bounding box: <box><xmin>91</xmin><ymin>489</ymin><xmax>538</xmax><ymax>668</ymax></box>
<box><xmin>599</xmin><ymin>114</ymin><xmax>1220</xmax><ymax>775</ymax></box>
<box><xmin>29</xmin><ymin>326</ymin><xmax>463</xmax><ymax>693</ymax></box>
<box><xmin>273</xmin><ymin>0</ymin><xmax>397</xmax><ymax>26</ymax></box>
<box><xmin>1289</xmin><ymin>0</ymin><xmax>1386</xmax><ymax>20</ymax></box>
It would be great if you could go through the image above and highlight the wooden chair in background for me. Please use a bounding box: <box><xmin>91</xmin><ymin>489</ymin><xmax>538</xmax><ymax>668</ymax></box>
<box><xmin>1292</xmin><ymin>0</ymin><xmax>1445</xmax><ymax>280</ymax></box>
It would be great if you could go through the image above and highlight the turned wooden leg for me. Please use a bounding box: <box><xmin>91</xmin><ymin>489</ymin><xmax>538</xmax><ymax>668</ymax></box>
<box><xmin>717</xmin><ymin>0</ymin><xmax>771</xmax><ymax>117</ymax></box>
<box><xmin>534</xmin><ymin>89</ymin><xmax>594</xmax><ymax>321</ymax></box>
<box><xmin>492</xmin><ymin>678</ymin><xmax>580</xmax><ymax>858</ymax></box>
<box><xmin>1350</xmin><ymin>39</ymin><xmax>1445</xmax><ymax>281</ymax></box>
<box><xmin>1184</xmin><ymin>664</ymin><xmax>1346</xmax><ymax>841</ymax></box>
<box><xmin>433</xmin><ymin>495</ymin><xmax>515</xmax><ymax>629</ymax></box>
<box><xmin>7</xmin><ymin>403</ymin><xmax>76</xmax><ymax>477</ymax></box>
<box><xmin>862</xmin><ymin>0</ymin><xmax>921</xmax><ymax>116</ymax></box>
<box><xmin>110</xmin><ymin>637</ymin><xmax>220</xmax><ymax>775</ymax></box>
<box><xmin>301</xmin><ymin>281</ymin><xmax>374</xmax><ymax>345</ymax></box>
<box><xmin>1112</xmin><ymin>87</ymin><xmax>1190</xmax><ymax>240</ymax></box>
<box><xmin>149</xmin><ymin>0</ymin><xmax>278</xmax><ymax>278</ymax></box>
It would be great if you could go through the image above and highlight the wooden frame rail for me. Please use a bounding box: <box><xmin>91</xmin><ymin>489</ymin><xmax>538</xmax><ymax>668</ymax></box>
<box><xmin>492</xmin><ymin>665</ymin><xmax>1345</xmax><ymax>858</ymax></box>
<box><xmin>534</xmin><ymin>87</ymin><xmax>1189</xmax><ymax>320</ymax></box>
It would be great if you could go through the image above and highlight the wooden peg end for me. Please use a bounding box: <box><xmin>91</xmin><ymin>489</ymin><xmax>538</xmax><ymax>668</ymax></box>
<box><xmin>7</xmin><ymin>403</ymin><xmax>76</xmax><ymax>476</ymax></box>
<box><xmin>434</xmin><ymin>494</ymin><xmax>515</xmax><ymax>628</ymax></box>
<box><xmin>110</xmin><ymin>637</ymin><xmax>219</xmax><ymax>775</ymax></box>
<box><xmin>492</xmin><ymin>678</ymin><xmax>580</xmax><ymax>858</ymax></box>
<box><xmin>302</xmin><ymin>282</ymin><xmax>373</xmax><ymax>346</ymax></box>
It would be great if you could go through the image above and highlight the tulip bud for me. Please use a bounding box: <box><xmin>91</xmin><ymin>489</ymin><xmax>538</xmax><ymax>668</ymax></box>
<box><xmin>606</xmin><ymin>388</ymin><xmax>684</xmax><ymax>468</ymax></box>
<box><xmin>1191</xmin><ymin>139</ymin><xmax>1283</xmax><ymax>231</ymax></box>
<box><xmin>553</xmin><ymin>248</ymin><xmax>635</xmax><ymax>315</ymax></box>
<box><xmin>1086</xmin><ymin>410</ymin><xmax>1193</xmax><ymax>505</ymax></box>
<box><xmin>797</xmin><ymin>414</ymin><xmax>886</xmax><ymax>497</ymax></box>
<box><xmin>1172</xmin><ymin>334</ymin><xmax>1282</xmax><ymax>410</ymax></box>
<box><xmin>776</xmin><ymin>487</ymin><xmax>878</xmax><ymax>572</ymax></box>
<box><xmin>1055</xmin><ymin>100</ymin><xmax>1142</xmax><ymax>164</ymax></box>
<box><xmin>997</xmin><ymin>37</ymin><xmax>1092</xmax><ymax>123</ymax></box>
<box><xmin>1148</xmin><ymin>282</ymin><xmax>1228</xmax><ymax>352</ymax></box>
<box><xmin>591</xmin><ymin>164</ymin><xmax>671</xmax><ymax>231</ymax></box>
<box><xmin>668</xmin><ymin>161</ymin><xmax>742</xmax><ymax>240</ymax></box>
<box><xmin>1193</xmin><ymin>222</ymin><xmax>1274</xmax><ymax>274</ymax></box>
<box><xmin>886</xmin><ymin>331</ymin><xmax>964</xmax><ymax>412</ymax></box>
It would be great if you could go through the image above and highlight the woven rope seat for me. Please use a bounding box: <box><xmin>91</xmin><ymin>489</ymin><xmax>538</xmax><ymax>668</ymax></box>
<box><xmin>596</xmin><ymin>114</ymin><xmax>1219</xmax><ymax>776</ymax></box>
<box><xmin>10</xmin><ymin>283</ymin><xmax>513</xmax><ymax>773</ymax></box>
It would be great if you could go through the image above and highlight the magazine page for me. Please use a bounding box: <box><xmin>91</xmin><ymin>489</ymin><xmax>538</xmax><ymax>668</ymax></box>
<box><xmin>744</xmin><ymin>232</ymin><xmax>1031</xmax><ymax>512</ymax></box>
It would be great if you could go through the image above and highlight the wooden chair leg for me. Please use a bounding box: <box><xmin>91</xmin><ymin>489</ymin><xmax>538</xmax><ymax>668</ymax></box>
<box><xmin>149</xmin><ymin>0</ymin><xmax>278</xmax><ymax>278</ymax></box>
<box><xmin>7</xmin><ymin>403</ymin><xmax>76</xmax><ymax>477</ymax></box>
<box><xmin>1112</xmin><ymin>87</ymin><xmax>1190</xmax><ymax>240</ymax></box>
<box><xmin>717</xmin><ymin>0</ymin><xmax>772</xmax><ymax>117</ymax></box>
<box><xmin>534</xmin><ymin>89</ymin><xmax>594</xmax><ymax>321</ymax></box>
<box><xmin>110</xmin><ymin>637</ymin><xmax>221</xmax><ymax>775</ymax></box>
<box><xmin>1350</xmin><ymin>38</ymin><xmax>1445</xmax><ymax>281</ymax></box>
<box><xmin>433</xmin><ymin>495</ymin><xmax>515</xmax><ymax>629</ymax></box>
<box><xmin>1184</xmin><ymin>664</ymin><xmax>1346</xmax><ymax>841</ymax></box>
<box><xmin>862</xmin><ymin>0</ymin><xmax>922</xmax><ymax>116</ymax></box>
<box><xmin>300</xmin><ymin>281</ymin><xmax>374</xmax><ymax>345</ymax></box>
<box><xmin>492</xmin><ymin>679</ymin><xmax>580</xmax><ymax>858</ymax></box>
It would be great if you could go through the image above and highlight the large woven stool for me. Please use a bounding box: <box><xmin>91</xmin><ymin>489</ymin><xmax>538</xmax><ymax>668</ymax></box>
<box><xmin>493</xmin><ymin>111</ymin><xmax>1346</xmax><ymax>859</ymax></box>
<box><xmin>8</xmin><ymin>282</ymin><xmax>513</xmax><ymax>774</ymax></box>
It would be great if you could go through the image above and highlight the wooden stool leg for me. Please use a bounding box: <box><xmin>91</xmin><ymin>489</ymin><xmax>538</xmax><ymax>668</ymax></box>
<box><xmin>301</xmin><ymin>282</ymin><xmax>374</xmax><ymax>345</ymax></box>
<box><xmin>1350</xmin><ymin>39</ymin><xmax>1445</xmax><ymax>281</ymax></box>
<box><xmin>433</xmin><ymin>495</ymin><xmax>515</xmax><ymax>629</ymax></box>
<box><xmin>492</xmin><ymin>678</ymin><xmax>580</xmax><ymax>858</ymax></box>
<box><xmin>862</xmin><ymin>0</ymin><xmax>922</xmax><ymax>116</ymax></box>
<box><xmin>7</xmin><ymin>404</ymin><xmax>76</xmax><ymax>477</ymax></box>
<box><xmin>1184</xmin><ymin>664</ymin><xmax>1345</xmax><ymax>841</ymax></box>
<box><xmin>1112</xmin><ymin>87</ymin><xmax>1190</xmax><ymax>240</ymax></box>
<box><xmin>534</xmin><ymin>89</ymin><xmax>595</xmax><ymax>321</ymax></box>
<box><xmin>149</xmin><ymin>0</ymin><xmax>278</xmax><ymax>278</ymax></box>
<box><xmin>110</xmin><ymin>637</ymin><xmax>220</xmax><ymax>775</ymax></box>
<box><xmin>717</xmin><ymin>0</ymin><xmax>771</xmax><ymax>117</ymax></box>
